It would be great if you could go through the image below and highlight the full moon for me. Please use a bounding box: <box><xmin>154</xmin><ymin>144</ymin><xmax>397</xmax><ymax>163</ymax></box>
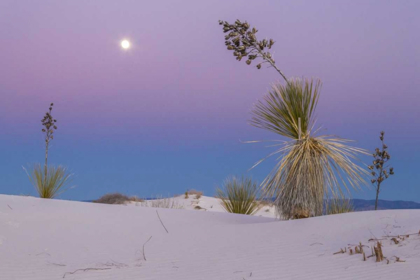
<box><xmin>121</xmin><ymin>40</ymin><xmax>130</xmax><ymax>49</ymax></box>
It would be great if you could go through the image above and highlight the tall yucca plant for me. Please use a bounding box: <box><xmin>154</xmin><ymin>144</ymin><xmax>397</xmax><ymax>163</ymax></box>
<box><xmin>217</xmin><ymin>176</ymin><xmax>261</xmax><ymax>215</ymax></box>
<box><xmin>218</xmin><ymin>19</ymin><xmax>368</xmax><ymax>219</ymax></box>
<box><xmin>251</xmin><ymin>79</ymin><xmax>368</xmax><ymax>218</ymax></box>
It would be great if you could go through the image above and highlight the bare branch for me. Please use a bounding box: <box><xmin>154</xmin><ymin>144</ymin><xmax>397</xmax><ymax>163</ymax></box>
<box><xmin>63</xmin><ymin>268</ymin><xmax>111</xmax><ymax>278</ymax></box>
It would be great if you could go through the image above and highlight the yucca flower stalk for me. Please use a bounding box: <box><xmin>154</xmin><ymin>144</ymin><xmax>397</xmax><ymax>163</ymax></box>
<box><xmin>217</xmin><ymin>176</ymin><xmax>261</xmax><ymax>215</ymax></box>
<box><xmin>368</xmin><ymin>131</ymin><xmax>394</xmax><ymax>210</ymax></box>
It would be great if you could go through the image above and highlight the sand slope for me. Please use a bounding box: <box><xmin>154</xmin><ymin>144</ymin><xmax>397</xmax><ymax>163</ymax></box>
<box><xmin>130</xmin><ymin>195</ymin><xmax>277</xmax><ymax>218</ymax></box>
<box><xmin>1</xmin><ymin>194</ymin><xmax>420</xmax><ymax>280</ymax></box>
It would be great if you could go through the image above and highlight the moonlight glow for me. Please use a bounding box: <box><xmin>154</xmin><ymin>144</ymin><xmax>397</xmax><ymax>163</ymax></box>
<box><xmin>121</xmin><ymin>40</ymin><xmax>130</xmax><ymax>49</ymax></box>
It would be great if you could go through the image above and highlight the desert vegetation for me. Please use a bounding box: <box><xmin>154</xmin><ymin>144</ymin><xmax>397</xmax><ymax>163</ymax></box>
<box><xmin>26</xmin><ymin>164</ymin><xmax>72</xmax><ymax>199</ymax></box>
<box><xmin>186</xmin><ymin>189</ymin><xmax>203</xmax><ymax>199</ymax></box>
<box><xmin>24</xmin><ymin>103</ymin><xmax>72</xmax><ymax>198</ymax></box>
<box><xmin>218</xmin><ymin>19</ymin><xmax>368</xmax><ymax>219</ymax></box>
<box><xmin>93</xmin><ymin>193</ymin><xmax>183</xmax><ymax>209</ymax></box>
<box><xmin>217</xmin><ymin>176</ymin><xmax>261</xmax><ymax>215</ymax></box>
<box><xmin>324</xmin><ymin>196</ymin><xmax>354</xmax><ymax>215</ymax></box>
<box><xmin>369</xmin><ymin>131</ymin><xmax>394</xmax><ymax>210</ymax></box>
<box><xmin>93</xmin><ymin>193</ymin><xmax>143</xmax><ymax>204</ymax></box>
<box><xmin>138</xmin><ymin>196</ymin><xmax>184</xmax><ymax>209</ymax></box>
<box><xmin>334</xmin><ymin>230</ymin><xmax>420</xmax><ymax>264</ymax></box>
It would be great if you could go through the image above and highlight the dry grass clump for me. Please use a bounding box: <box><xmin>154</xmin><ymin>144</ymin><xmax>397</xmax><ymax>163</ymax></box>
<box><xmin>293</xmin><ymin>207</ymin><xmax>310</xmax><ymax>219</ymax></box>
<box><xmin>129</xmin><ymin>196</ymin><xmax>144</xmax><ymax>202</ymax></box>
<box><xmin>334</xmin><ymin>231</ymin><xmax>420</xmax><ymax>264</ymax></box>
<box><xmin>93</xmin><ymin>193</ymin><xmax>130</xmax><ymax>204</ymax></box>
<box><xmin>139</xmin><ymin>196</ymin><xmax>184</xmax><ymax>209</ymax></box>
<box><xmin>325</xmin><ymin>197</ymin><xmax>354</xmax><ymax>215</ymax></box>
<box><xmin>217</xmin><ymin>176</ymin><xmax>261</xmax><ymax>215</ymax></box>
<box><xmin>187</xmin><ymin>189</ymin><xmax>203</xmax><ymax>195</ymax></box>
<box><xmin>187</xmin><ymin>189</ymin><xmax>203</xmax><ymax>199</ymax></box>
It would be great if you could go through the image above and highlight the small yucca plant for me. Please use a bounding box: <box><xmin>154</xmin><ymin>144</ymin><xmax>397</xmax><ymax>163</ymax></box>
<box><xmin>25</xmin><ymin>164</ymin><xmax>72</xmax><ymax>199</ymax></box>
<box><xmin>324</xmin><ymin>196</ymin><xmax>354</xmax><ymax>215</ymax></box>
<box><xmin>24</xmin><ymin>103</ymin><xmax>72</xmax><ymax>198</ymax></box>
<box><xmin>217</xmin><ymin>176</ymin><xmax>261</xmax><ymax>215</ymax></box>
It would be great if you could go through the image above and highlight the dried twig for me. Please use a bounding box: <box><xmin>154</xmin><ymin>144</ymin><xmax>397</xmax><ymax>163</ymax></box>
<box><xmin>374</xmin><ymin>241</ymin><xmax>384</xmax><ymax>262</ymax></box>
<box><xmin>63</xmin><ymin>268</ymin><xmax>111</xmax><ymax>278</ymax></box>
<box><xmin>47</xmin><ymin>262</ymin><xmax>66</xmax><ymax>267</ymax></box>
<box><xmin>333</xmin><ymin>248</ymin><xmax>346</xmax><ymax>255</ymax></box>
<box><xmin>7</xmin><ymin>204</ymin><xmax>13</xmax><ymax>210</ymax></box>
<box><xmin>143</xmin><ymin>236</ymin><xmax>153</xmax><ymax>261</ymax></box>
<box><xmin>367</xmin><ymin>247</ymin><xmax>376</xmax><ymax>258</ymax></box>
<box><xmin>395</xmin><ymin>256</ymin><xmax>405</xmax><ymax>263</ymax></box>
<box><xmin>391</xmin><ymin>237</ymin><xmax>399</xmax><ymax>244</ymax></box>
<box><xmin>156</xmin><ymin>210</ymin><xmax>169</xmax><ymax>233</ymax></box>
<box><xmin>368</xmin><ymin>238</ymin><xmax>384</xmax><ymax>242</ymax></box>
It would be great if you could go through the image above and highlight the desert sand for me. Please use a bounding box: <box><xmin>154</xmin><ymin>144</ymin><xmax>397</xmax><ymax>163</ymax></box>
<box><xmin>1</xmin><ymin>194</ymin><xmax>420</xmax><ymax>280</ymax></box>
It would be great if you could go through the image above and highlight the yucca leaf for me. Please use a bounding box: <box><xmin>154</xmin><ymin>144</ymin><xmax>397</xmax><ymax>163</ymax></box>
<box><xmin>24</xmin><ymin>164</ymin><xmax>72</xmax><ymax>199</ymax></box>
<box><xmin>250</xmin><ymin>78</ymin><xmax>369</xmax><ymax>219</ymax></box>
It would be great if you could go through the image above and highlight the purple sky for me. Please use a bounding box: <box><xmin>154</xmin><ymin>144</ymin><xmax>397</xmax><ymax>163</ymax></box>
<box><xmin>0</xmin><ymin>0</ymin><xmax>419</xmax><ymax>201</ymax></box>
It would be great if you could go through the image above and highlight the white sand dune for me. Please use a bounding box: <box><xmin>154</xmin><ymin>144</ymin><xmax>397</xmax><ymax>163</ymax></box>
<box><xmin>130</xmin><ymin>195</ymin><xmax>277</xmax><ymax>218</ymax></box>
<box><xmin>1</xmin><ymin>194</ymin><xmax>420</xmax><ymax>280</ymax></box>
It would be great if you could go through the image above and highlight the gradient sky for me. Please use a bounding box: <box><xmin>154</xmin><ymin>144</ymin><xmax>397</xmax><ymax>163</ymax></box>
<box><xmin>0</xmin><ymin>0</ymin><xmax>419</xmax><ymax>202</ymax></box>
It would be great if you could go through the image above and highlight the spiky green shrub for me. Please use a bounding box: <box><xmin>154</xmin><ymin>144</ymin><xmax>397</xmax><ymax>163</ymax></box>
<box><xmin>25</xmin><ymin>164</ymin><xmax>72</xmax><ymax>199</ymax></box>
<box><xmin>251</xmin><ymin>79</ymin><xmax>368</xmax><ymax>219</ymax></box>
<box><xmin>325</xmin><ymin>197</ymin><xmax>354</xmax><ymax>215</ymax></box>
<box><xmin>217</xmin><ymin>176</ymin><xmax>261</xmax><ymax>215</ymax></box>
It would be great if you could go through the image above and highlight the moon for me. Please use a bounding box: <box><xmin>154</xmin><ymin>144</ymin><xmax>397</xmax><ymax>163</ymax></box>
<box><xmin>121</xmin><ymin>40</ymin><xmax>131</xmax><ymax>49</ymax></box>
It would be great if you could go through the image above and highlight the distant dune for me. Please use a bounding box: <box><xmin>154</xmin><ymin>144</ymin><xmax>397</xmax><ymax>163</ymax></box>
<box><xmin>352</xmin><ymin>199</ymin><xmax>420</xmax><ymax>211</ymax></box>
